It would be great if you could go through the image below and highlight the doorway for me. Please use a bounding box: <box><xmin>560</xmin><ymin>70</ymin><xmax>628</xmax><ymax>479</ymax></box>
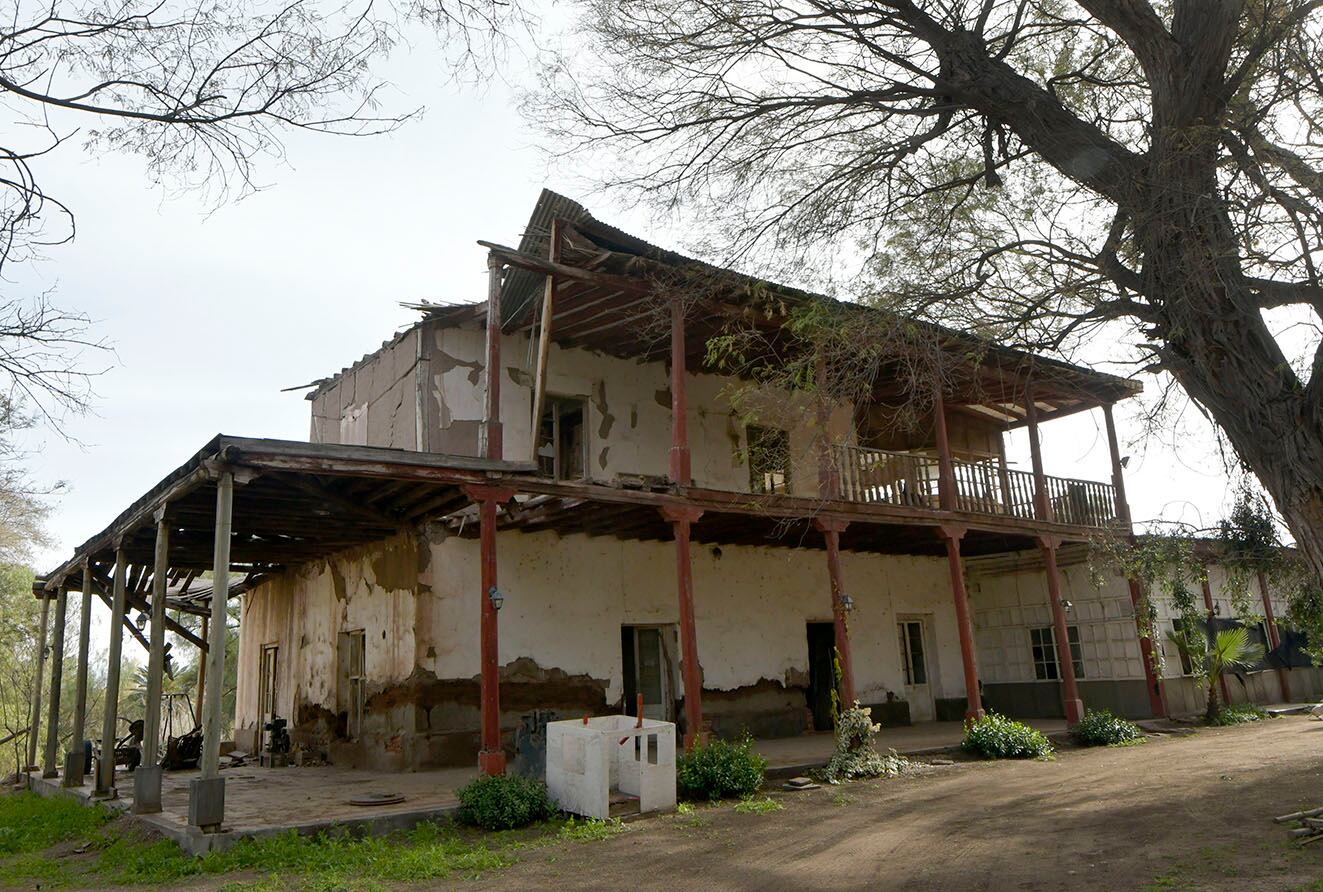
<box><xmin>806</xmin><ymin>622</ymin><xmax>838</xmax><ymax>732</ymax></box>
<box><xmin>257</xmin><ymin>644</ymin><xmax>279</xmax><ymax>754</ymax></box>
<box><xmin>897</xmin><ymin>616</ymin><xmax>935</xmax><ymax>722</ymax></box>
<box><xmin>621</xmin><ymin>626</ymin><xmax>674</xmax><ymax>721</ymax></box>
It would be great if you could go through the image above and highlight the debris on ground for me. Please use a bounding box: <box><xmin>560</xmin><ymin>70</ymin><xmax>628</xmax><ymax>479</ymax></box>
<box><xmin>1274</xmin><ymin>806</ymin><xmax>1323</xmax><ymax>845</ymax></box>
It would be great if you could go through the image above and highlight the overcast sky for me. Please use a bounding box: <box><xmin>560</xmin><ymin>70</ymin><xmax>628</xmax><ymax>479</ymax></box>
<box><xmin>11</xmin><ymin>18</ymin><xmax>1251</xmax><ymax>585</ymax></box>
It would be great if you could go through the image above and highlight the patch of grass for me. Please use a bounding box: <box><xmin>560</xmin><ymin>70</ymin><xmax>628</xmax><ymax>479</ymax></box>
<box><xmin>1210</xmin><ymin>703</ymin><xmax>1271</xmax><ymax>726</ymax></box>
<box><xmin>0</xmin><ymin>792</ymin><xmax>114</xmax><ymax>856</ymax></box>
<box><xmin>733</xmin><ymin>796</ymin><xmax>783</xmax><ymax>815</ymax></box>
<box><xmin>554</xmin><ymin>817</ymin><xmax>623</xmax><ymax>843</ymax></box>
<box><xmin>831</xmin><ymin>792</ymin><xmax>853</xmax><ymax>807</ymax></box>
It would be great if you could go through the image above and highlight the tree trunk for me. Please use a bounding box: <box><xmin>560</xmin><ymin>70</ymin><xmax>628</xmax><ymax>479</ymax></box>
<box><xmin>1205</xmin><ymin>676</ymin><xmax>1220</xmax><ymax>723</ymax></box>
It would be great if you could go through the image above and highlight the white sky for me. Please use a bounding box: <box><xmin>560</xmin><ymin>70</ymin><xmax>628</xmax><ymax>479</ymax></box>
<box><xmin>12</xmin><ymin>19</ymin><xmax>1251</xmax><ymax>590</ymax></box>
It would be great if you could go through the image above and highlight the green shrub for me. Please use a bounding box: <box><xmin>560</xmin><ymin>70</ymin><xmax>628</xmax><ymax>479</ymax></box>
<box><xmin>1210</xmin><ymin>703</ymin><xmax>1270</xmax><ymax>726</ymax></box>
<box><xmin>456</xmin><ymin>774</ymin><xmax>557</xmax><ymax>831</ymax></box>
<box><xmin>1072</xmin><ymin>708</ymin><xmax>1145</xmax><ymax>746</ymax></box>
<box><xmin>676</xmin><ymin>735</ymin><xmax>767</xmax><ymax>801</ymax></box>
<box><xmin>961</xmin><ymin>712</ymin><xmax>1054</xmax><ymax>760</ymax></box>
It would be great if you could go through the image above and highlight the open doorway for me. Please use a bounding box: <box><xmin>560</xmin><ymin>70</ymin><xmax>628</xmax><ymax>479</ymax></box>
<box><xmin>897</xmin><ymin>615</ymin><xmax>936</xmax><ymax>722</ymax></box>
<box><xmin>621</xmin><ymin>626</ymin><xmax>675</xmax><ymax>721</ymax></box>
<box><xmin>806</xmin><ymin>622</ymin><xmax>838</xmax><ymax>731</ymax></box>
<box><xmin>257</xmin><ymin>644</ymin><xmax>279</xmax><ymax>754</ymax></box>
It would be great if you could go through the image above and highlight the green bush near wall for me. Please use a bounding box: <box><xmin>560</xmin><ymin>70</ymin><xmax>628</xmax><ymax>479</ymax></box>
<box><xmin>676</xmin><ymin>735</ymin><xmax>768</xmax><ymax>800</ymax></box>
<box><xmin>961</xmin><ymin>713</ymin><xmax>1054</xmax><ymax>760</ymax></box>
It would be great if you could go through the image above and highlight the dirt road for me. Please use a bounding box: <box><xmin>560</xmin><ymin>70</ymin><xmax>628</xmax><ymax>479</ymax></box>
<box><xmin>469</xmin><ymin>717</ymin><xmax>1323</xmax><ymax>891</ymax></box>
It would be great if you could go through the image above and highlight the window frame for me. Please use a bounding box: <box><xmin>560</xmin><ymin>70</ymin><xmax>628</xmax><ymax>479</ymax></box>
<box><xmin>1029</xmin><ymin>625</ymin><xmax>1084</xmax><ymax>681</ymax></box>
<box><xmin>536</xmin><ymin>395</ymin><xmax>589</xmax><ymax>481</ymax></box>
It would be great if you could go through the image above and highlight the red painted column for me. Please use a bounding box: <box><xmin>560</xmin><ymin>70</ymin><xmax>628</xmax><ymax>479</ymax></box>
<box><xmin>814</xmin><ymin>518</ymin><xmax>855</xmax><ymax>706</ymax></box>
<box><xmin>939</xmin><ymin>525</ymin><xmax>984</xmax><ymax>720</ymax></box>
<box><xmin>933</xmin><ymin>388</ymin><xmax>958</xmax><ymax>511</ymax></box>
<box><xmin>1103</xmin><ymin>403</ymin><xmax>1167</xmax><ymax>718</ymax></box>
<box><xmin>661</xmin><ymin>504</ymin><xmax>704</xmax><ymax>748</ymax></box>
<box><xmin>1040</xmin><ymin>537</ymin><xmax>1084</xmax><ymax>724</ymax></box>
<box><xmin>1201</xmin><ymin>576</ymin><xmax>1233</xmax><ymax>707</ymax></box>
<box><xmin>466</xmin><ymin>485</ymin><xmax>515</xmax><ymax>775</ymax></box>
<box><xmin>1257</xmin><ymin>570</ymin><xmax>1292</xmax><ymax>703</ymax></box>
<box><xmin>668</xmin><ymin>297</ymin><xmax>692</xmax><ymax>485</ymax></box>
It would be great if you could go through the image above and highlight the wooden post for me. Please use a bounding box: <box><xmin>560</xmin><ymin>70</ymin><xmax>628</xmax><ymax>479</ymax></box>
<box><xmin>480</xmin><ymin>254</ymin><xmax>504</xmax><ymax>462</ymax></box>
<box><xmin>995</xmin><ymin>435</ymin><xmax>1014</xmax><ymax>514</ymax></box>
<box><xmin>939</xmin><ymin>525</ymin><xmax>984</xmax><ymax>720</ymax></box>
<box><xmin>933</xmin><ymin>388</ymin><xmax>958</xmax><ymax>511</ymax></box>
<box><xmin>42</xmin><ymin>585</ymin><xmax>68</xmax><ymax>777</ymax></box>
<box><xmin>143</xmin><ymin>511</ymin><xmax>170</xmax><ymax>762</ymax></box>
<box><xmin>1102</xmin><ymin>403</ymin><xmax>1167</xmax><ymax>718</ymax></box>
<box><xmin>65</xmin><ymin>563</ymin><xmax>93</xmax><ymax>786</ymax></box>
<box><xmin>1024</xmin><ymin>391</ymin><xmax>1051</xmax><ymax>522</ymax></box>
<box><xmin>95</xmin><ymin>548</ymin><xmax>128</xmax><ymax>797</ymax></box>
<box><xmin>194</xmin><ymin>617</ymin><xmax>208</xmax><ymax>728</ymax></box>
<box><xmin>660</xmin><ymin>504</ymin><xmax>704</xmax><ymax>748</ymax></box>
<box><xmin>530</xmin><ymin>219</ymin><xmax>561</xmax><ymax>461</ymax></box>
<box><xmin>1256</xmin><ymin>570</ymin><xmax>1292</xmax><ymax>703</ymax></box>
<box><xmin>814</xmin><ymin>518</ymin><xmax>855</xmax><ymax>706</ymax></box>
<box><xmin>465</xmin><ymin>484</ymin><xmax>514</xmax><ymax>776</ymax></box>
<box><xmin>1040</xmin><ymin>537</ymin><xmax>1084</xmax><ymax>724</ymax></box>
<box><xmin>1201</xmin><ymin>576</ymin><xmax>1232</xmax><ymax>707</ymax></box>
<box><xmin>668</xmin><ymin>298</ymin><xmax>692</xmax><ymax>485</ymax></box>
<box><xmin>190</xmin><ymin>471</ymin><xmax>233</xmax><ymax>832</ymax></box>
<box><xmin>25</xmin><ymin>594</ymin><xmax>51</xmax><ymax>774</ymax></box>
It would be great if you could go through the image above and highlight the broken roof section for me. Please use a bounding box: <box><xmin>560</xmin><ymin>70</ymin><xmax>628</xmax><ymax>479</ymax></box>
<box><xmin>469</xmin><ymin>188</ymin><xmax>1140</xmax><ymax>428</ymax></box>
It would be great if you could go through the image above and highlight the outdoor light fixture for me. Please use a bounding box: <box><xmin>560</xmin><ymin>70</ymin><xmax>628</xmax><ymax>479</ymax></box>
<box><xmin>135</xmin><ymin>611</ymin><xmax>149</xmax><ymax>630</ymax></box>
<box><xmin>1213</xmin><ymin>603</ymin><xmax>1222</xmax><ymax>616</ymax></box>
<box><xmin>488</xmin><ymin>585</ymin><xmax>504</xmax><ymax>611</ymax></box>
<box><xmin>841</xmin><ymin>594</ymin><xmax>855</xmax><ymax>613</ymax></box>
<box><xmin>1061</xmin><ymin>599</ymin><xmax>1074</xmax><ymax>613</ymax></box>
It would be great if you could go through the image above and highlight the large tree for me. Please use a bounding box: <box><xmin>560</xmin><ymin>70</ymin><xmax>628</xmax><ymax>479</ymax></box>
<box><xmin>537</xmin><ymin>1</ymin><xmax>1323</xmax><ymax>577</ymax></box>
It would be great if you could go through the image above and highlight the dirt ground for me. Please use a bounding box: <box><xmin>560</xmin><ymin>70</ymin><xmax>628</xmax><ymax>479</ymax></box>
<box><xmin>466</xmin><ymin>716</ymin><xmax>1323</xmax><ymax>892</ymax></box>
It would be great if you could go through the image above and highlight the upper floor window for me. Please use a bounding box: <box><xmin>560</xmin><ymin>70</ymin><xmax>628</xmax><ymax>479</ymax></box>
<box><xmin>1030</xmin><ymin>625</ymin><xmax>1084</xmax><ymax>681</ymax></box>
<box><xmin>747</xmin><ymin>426</ymin><xmax>791</xmax><ymax>494</ymax></box>
<box><xmin>537</xmin><ymin>396</ymin><xmax>586</xmax><ymax>480</ymax></box>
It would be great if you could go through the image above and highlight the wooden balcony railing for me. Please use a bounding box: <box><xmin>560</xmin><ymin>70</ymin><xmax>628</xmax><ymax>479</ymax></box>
<box><xmin>831</xmin><ymin>445</ymin><xmax>1120</xmax><ymax>528</ymax></box>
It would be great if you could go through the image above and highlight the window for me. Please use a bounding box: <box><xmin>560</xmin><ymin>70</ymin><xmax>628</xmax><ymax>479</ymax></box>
<box><xmin>897</xmin><ymin>620</ymin><xmax>928</xmax><ymax>686</ymax></box>
<box><xmin>344</xmin><ymin>630</ymin><xmax>366</xmax><ymax>740</ymax></box>
<box><xmin>1030</xmin><ymin>626</ymin><xmax>1084</xmax><ymax>681</ymax></box>
<box><xmin>747</xmin><ymin>426</ymin><xmax>791</xmax><ymax>494</ymax></box>
<box><xmin>536</xmin><ymin>397</ymin><xmax>587</xmax><ymax>480</ymax></box>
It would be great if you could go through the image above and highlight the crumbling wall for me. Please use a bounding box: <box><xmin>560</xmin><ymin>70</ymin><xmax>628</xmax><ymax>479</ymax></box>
<box><xmin>235</xmin><ymin>524</ymin><xmax>964</xmax><ymax>769</ymax></box>
<box><xmin>309</xmin><ymin>328</ymin><xmax>421</xmax><ymax>450</ymax></box>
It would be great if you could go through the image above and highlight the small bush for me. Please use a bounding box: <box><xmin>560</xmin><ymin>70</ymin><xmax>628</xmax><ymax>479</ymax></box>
<box><xmin>961</xmin><ymin>712</ymin><xmax>1054</xmax><ymax>760</ymax></box>
<box><xmin>456</xmin><ymin>774</ymin><xmax>557</xmax><ymax>831</ymax></box>
<box><xmin>676</xmin><ymin>735</ymin><xmax>767</xmax><ymax>801</ymax></box>
<box><xmin>820</xmin><ymin>704</ymin><xmax>911</xmax><ymax>783</ymax></box>
<box><xmin>1072</xmin><ymin>708</ymin><xmax>1145</xmax><ymax>747</ymax></box>
<box><xmin>1210</xmin><ymin>703</ymin><xmax>1270</xmax><ymax>726</ymax></box>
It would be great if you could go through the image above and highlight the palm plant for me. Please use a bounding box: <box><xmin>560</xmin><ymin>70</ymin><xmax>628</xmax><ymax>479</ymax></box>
<box><xmin>1169</xmin><ymin>626</ymin><xmax>1265</xmax><ymax>723</ymax></box>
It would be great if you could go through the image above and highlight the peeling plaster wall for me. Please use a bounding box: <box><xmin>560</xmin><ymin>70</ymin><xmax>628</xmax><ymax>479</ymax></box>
<box><xmin>309</xmin><ymin>328</ymin><xmax>421</xmax><ymax>450</ymax></box>
<box><xmin>421</xmin><ymin>321</ymin><xmax>854</xmax><ymax>493</ymax></box>
<box><xmin>236</xmin><ymin>528</ymin><xmax>963</xmax><ymax>767</ymax></box>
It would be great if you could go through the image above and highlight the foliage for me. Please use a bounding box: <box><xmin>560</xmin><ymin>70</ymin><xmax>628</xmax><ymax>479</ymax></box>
<box><xmin>1209</xmin><ymin>704</ymin><xmax>1271</xmax><ymax>726</ymax></box>
<box><xmin>1072</xmin><ymin>709</ymin><xmax>1145</xmax><ymax>747</ymax></box>
<box><xmin>733</xmin><ymin>796</ymin><xmax>783</xmax><ymax>815</ymax></box>
<box><xmin>961</xmin><ymin>713</ymin><xmax>1054</xmax><ymax>760</ymax></box>
<box><xmin>0</xmin><ymin>791</ymin><xmax>113</xmax><ymax>855</ymax></box>
<box><xmin>457</xmin><ymin>774</ymin><xmax>558</xmax><ymax>831</ymax></box>
<box><xmin>676</xmin><ymin>734</ymin><xmax>768</xmax><ymax>801</ymax></box>
<box><xmin>1190</xmin><ymin>628</ymin><xmax>1266</xmax><ymax>723</ymax></box>
<box><xmin>819</xmin><ymin>704</ymin><xmax>911</xmax><ymax>784</ymax></box>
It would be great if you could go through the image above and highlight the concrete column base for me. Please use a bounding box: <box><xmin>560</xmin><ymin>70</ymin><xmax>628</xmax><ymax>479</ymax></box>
<box><xmin>62</xmin><ymin>750</ymin><xmax>84</xmax><ymax>787</ymax></box>
<box><xmin>41</xmin><ymin>764</ymin><xmax>59</xmax><ymax>779</ymax></box>
<box><xmin>1064</xmin><ymin>699</ymin><xmax>1085</xmax><ymax>725</ymax></box>
<box><xmin>132</xmin><ymin>765</ymin><xmax>163</xmax><ymax>814</ymax></box>
<box><xmin>90</xmin><ymin>757</ymin><xmax>115</xmax><ymax>799</ymax></box>
<box><xmin>188</xmin><ymin>776</ymin><xmax>226</xmax><ymax>832</ymax></box>
<box><xmin>964</xmin><ymin>707</ymin><xmax>986</xmax><ymax>723</ymax></box>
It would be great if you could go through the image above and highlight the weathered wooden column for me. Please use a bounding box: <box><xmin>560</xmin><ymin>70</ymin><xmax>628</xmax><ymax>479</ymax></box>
<box><xmin>813</xmin><ymin>518</ymin><xmax>856</xmax><ymax>706</ymax></box>
<box><xmin>1256</xmin><ymin>570</ymin><xmax>1292</xmax><ymax>703</ymax></box>
<box><xmin>1026</xmin><ymin>393</ymin><xmax>1084</xmax><ymax>723</ymax></box>
<box><xmin>64</xmin><ymin>562</ymin><xmax>93</xmax><ymax>786</ymax></box>
<box><xmin>1200</xmin><ymin>576</ymin><xmax>1232</xmax><ymax>707</ymax></box>
<box><xmin>661</xmin><ymin>504</ymin><xmax>704</xmax><ymax>749</ymax></box>
<box><xmin>479</xmin><ymin>253</ymin><xmax>504</xmax><ymax>461</ymax></box>
<box><xmin>1102</xmin><ymin>403</ymin><xmax>1167</xmax><ymax>718</ymax></box>
<box><xmin>668</xmin><ymin>297</ymin><xmax>692</xmax><ymax>485</ymax></box>
<box><xmin>24</xmin><ymin>593</ymin><xmax>51</xmax><ymax>775</ymax></box>
<box><xmin>94</xmin><ymin>548</ymin><xmax>129</xmax><ymax>798</ymax></box>
<box><xmin>933</xmin><ymin>388</ymin><xmax>958</xmax><ymax>511</ymax></box>
<box><xmin>42</xmin><ymin>584</ymin><xmax>69</xmax><ymax>777</ymax></box>
<box><xmin>194</xmin><ymin>616</ymin><xmax>208</xmax><ymax>729</ymax></box>
<box><xmin>134</xmin><ymin>508</ymin><xmax>170</xmax><ymax>813</ymax></box>
<box><xmin>529</xmin><ymin>219</ymin><xmax>562</xmax><ymax>460</ymax></box>
<box><xmin>191</xmin><ymin>470</ymin><xmax>232</xmax><ymax>831</ymax></box>
<box><xmin>938</xmin><ymin>525</ymin><xmax>985</xmax><ymax>720</ymax></box>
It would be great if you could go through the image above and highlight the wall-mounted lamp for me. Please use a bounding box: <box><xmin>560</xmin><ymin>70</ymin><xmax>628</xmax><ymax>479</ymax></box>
<box><xmin>488</xmin><ymin>585</ymin><xmax>504</xmax><ymax>611</ymax></box>
<box><xmin>1060</xmin><ymin>599</ymin><xmax>1074</xmax><ymax>613</ymax></box>
<box><xmin>841</xmin><ymin>594</ymin><xmax>855</xmax><ymax>613</ymax></box>
<box><xmin>1213</xmin><ymin>602</ymin><xmax>1222</xmax><ymax>616</ymax></box>
<box><xmin>134</xmin><ymin>611</ymin><xmax>149</xmax><ymax>630</ymax></box>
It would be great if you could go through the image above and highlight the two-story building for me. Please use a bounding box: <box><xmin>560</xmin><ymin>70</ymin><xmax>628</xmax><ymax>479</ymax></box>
<box><xmin>41</xmin><ymin>188</ymin><xmax>1298</xmax><ymax>834</ymax></box>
